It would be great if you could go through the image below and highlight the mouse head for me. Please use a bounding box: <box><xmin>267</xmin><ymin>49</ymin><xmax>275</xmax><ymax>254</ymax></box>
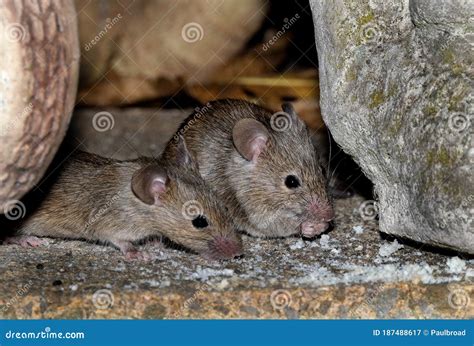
<box><xmin>230</xmin><ymin>103</ymin><xmax>334</xmax><ymax>238</ymax></box>
<box><xmin>131</xmin><ymin>137</ymin><xmax>243</xmax><ymax>260</ymax></box>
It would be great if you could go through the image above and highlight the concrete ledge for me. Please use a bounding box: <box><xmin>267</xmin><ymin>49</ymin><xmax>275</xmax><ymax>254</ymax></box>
<box><xmin>1</xmin><ymin>196</ymin><xmax>472</xmax><ymax>319</ymax></box>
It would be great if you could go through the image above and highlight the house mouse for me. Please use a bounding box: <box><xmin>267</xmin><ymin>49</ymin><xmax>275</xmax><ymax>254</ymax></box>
<box><xmin>166</xmin><ymin>99</ymin><xmax>334</xmax><ymax>238</ymax></box>
<box><xmin>1</xmin><ymin>137</ymin><xmax>243</xmax><ymax>260</ymax></box>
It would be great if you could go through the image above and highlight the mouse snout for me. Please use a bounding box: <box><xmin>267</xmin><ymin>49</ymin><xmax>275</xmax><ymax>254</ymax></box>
<box><xmin>300</xmin><ymin>199</ymin><xmax>335</xmax><ymax>238</ymax></box>
<box><xmin>208</xmin><ymin>235</ymin><xmax>243</xmax><ymax>260</ymax></box>
<box><xmin>306</xmin><ymin>198</ymin><xmax>335</xmax><ymax>222</ymax></box>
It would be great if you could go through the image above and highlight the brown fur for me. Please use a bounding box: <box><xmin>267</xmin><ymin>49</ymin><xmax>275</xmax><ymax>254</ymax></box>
<box><xmin>10</xmin><ymin>151</ymin><xmax>242</xmax><ymax>259</ymax></box>
<box><xmin>165</xmin><ymin>99</ymin><xmax>333</xmax><ymax>237</ymax></box>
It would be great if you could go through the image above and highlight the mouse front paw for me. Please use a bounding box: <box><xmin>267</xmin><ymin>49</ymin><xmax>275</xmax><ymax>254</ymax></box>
<box><xmin>124</xmin><ymin>248</ymin><xmax>152</xmax><ymax>262</ymax></box>
<box><xmin>113</xmin><ymin>240</ymin><xmax>152</xmax><ymax>262</ymax></box>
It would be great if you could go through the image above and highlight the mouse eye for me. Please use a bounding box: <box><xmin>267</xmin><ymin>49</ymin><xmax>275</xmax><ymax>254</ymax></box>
<box><xmin>192</xmin><ymin>215</ymin><xmax>209</xmax><ymax>229</ymax></box>
<box><xmin>285</xmin><ymin>175</ymin><xmax>301</xmax><ymax>189</ymax></box>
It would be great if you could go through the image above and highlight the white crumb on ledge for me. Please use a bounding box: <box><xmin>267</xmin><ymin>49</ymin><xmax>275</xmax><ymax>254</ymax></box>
<box><xmin>290</xmin><ymin>262</ymin><xmax>441</xmax><ymax>285</ymax></box>
<box><xmin>355</xmin><ymin>245</ymin><xmax>363</xmax><ymax>251</ymax></box>
<box><xmin>352</xmin><ymin>225</ymin><xmax>364</xmax><ymax>234</ymax></box>
<box><xmin>160</xmin><ymin>280</ymin><xmax>171</xmax><ymax>288</ymax></box>
<box><xmin>215</xmin><ymin>279</ymin><xmax>230</xmax><ymax>290</ymax></box>
<box><xmin>143</xmin><ymin>279</ymin><xmax>161</xmax><ymax>288</ymax></box>
<box><xmin>190</xmin><ymin>267</ymin><xmax>234</xmax><ymax>281</ymax></box>
<box><xmin>378</xmin><ymin>240</ymin><xmax>403</xmax><ymax>257</ymax></box>
<box><xmin>446</xmin><ymin>256</ymin><xmax>466</xmax><ymax>274</ymax></box>
<box><xmin>289</xmin><ymin>239</ymin><xmax>305</xmax><ymax>250</ymax></box>
<box><xmin>320</xmin><ymin>234</ymin><xmax>330</xmax><ymax>248</ymax></box>
<box><xmin>465</xmin><ymin>268</ymin><xmax>474</xmax><ymax>282</ymax></box>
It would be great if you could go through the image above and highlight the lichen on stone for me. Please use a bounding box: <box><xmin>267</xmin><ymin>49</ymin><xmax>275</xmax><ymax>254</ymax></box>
<box><xmin>311</xmin><ymin>0</ymin><xmax>473</xmax><ymax>253</ymax></box>
<box><xmin>369</xmin><ymin>90</ymin><xmax>385</xmax><ymax>109</ymax></box>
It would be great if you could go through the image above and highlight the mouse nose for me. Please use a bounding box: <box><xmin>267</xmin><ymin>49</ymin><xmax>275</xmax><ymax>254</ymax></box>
<box><xmin>307</xmin><ymin>198</ymin><xmax>335</xmax><ymax>223</ymax></box>
<box><xmin>209</xmin><ymin>236</ymin><xmax>243</xmax><ymax>259</ymax></box>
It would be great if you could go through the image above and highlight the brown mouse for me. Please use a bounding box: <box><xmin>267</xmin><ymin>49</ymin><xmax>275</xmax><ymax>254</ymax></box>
<box><xmin>165</xmin><ymin>99</ymin><xmax>334</xmax><ymax>238</ymax></box>
<box><xmin>2</xmin><ymin>137</ymin><xmax>243</xmax><ymax>260</ymax></box>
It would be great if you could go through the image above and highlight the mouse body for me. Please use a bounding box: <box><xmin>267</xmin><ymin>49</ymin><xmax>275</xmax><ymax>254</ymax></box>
<box><xmin>3</xmin><ymin>138</ymin><xmax>242</xmax><ymax>260</ymax></box>
<box><xmin>165</xmin><ymin>99</ymin><xmax>334</xmax><ymax>238</ymax></box>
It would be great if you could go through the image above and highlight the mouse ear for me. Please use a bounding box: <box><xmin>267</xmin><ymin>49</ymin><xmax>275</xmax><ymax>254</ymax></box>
<box><xmin>174</xmin><ymin>135</ymin><xmax>198</xmax><ymax>170</ymax></box>
<box><xmin>281</xmin><ymin>102</ymin><xmax>296</xmax><ymax>116</ymax></box>
<box><xmin>232</xmin><ymin>118</ymin><xmax>269</xmax><ymax>162</ymax></box>
<box><xmin>281</xmin><ymin>102</ymin><xmax>304</xmax><ymax>128</ymax></box>
<box><xmin>131</xmin><ymin>165</ymin><xmax>168</xmax><ymax>205</ymax></box>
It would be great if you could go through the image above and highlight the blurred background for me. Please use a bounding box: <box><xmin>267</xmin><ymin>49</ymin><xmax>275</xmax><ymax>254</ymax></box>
<box><xmin>72</xmin><ymin>0</ymin><xmax>371</xmax><ymax>197</ymax></box>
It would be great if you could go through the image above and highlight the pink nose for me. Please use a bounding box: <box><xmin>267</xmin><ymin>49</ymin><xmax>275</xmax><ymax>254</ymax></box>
<box><xmin>209</xmin><ymin>236</ymin><xmax>243</xmax><ymax>259</ymax></box>
<box><xmin>319</xmin><ymin>207</ymin><xmax>335</xmax><ymax>222</ymax></box>
<box><xmin>301</xmin><ymin>222</ymin><xmax>330</xmax><ymax>238</ymax></box>
<box><xmin>307</xmin><ymin>198</ymin><xmax>335</xmax><ymax>222</ymax></box>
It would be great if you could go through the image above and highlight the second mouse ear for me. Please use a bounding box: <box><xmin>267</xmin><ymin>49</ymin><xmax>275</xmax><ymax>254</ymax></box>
<box><xmin>232</xmin><ymin>118</ymin><xmax>269</xmax><ymax>162</ymax></box>
<box><xmin>174</xmin><ymin>135</ymin><xmax>198</xmax><ymax>170</ymax></box>
<box><xmin>281</xmin><ymin>102</ymin><xmax>297</xmax><ymax>118</ymax></box>
<box><xmin>131</xmin><ymin>165</ymin><xmax>168</xmax><ymax>205</ymax></box>
<box><xmin>281</xmin><ymin>102</ymin><xmax>304</xmax><ymax>128</ymax></box>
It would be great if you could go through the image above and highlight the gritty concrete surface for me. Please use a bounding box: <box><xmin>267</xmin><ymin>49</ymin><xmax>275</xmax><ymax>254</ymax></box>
<box><xmin>0</xmin><ymin>107</ymin><xmax>472</xmax><ymax>319</ymax></box>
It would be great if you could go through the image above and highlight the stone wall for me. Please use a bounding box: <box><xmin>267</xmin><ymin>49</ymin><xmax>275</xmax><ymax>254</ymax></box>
<box><xmin>310</xmin><ymin>0</ymin><xmax>473</xmax><ymax>253</ymax></box>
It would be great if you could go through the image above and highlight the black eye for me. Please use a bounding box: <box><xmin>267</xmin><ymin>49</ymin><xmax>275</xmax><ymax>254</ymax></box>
<box><xmin>285</xmin><ymin>175</ymin><xmax>300</xmax><ymax>189</ymax></box>
<box><xmin>192</xmin><ymin>215</ymin><xmax>208</xmax><ymax>228</ymax></box>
